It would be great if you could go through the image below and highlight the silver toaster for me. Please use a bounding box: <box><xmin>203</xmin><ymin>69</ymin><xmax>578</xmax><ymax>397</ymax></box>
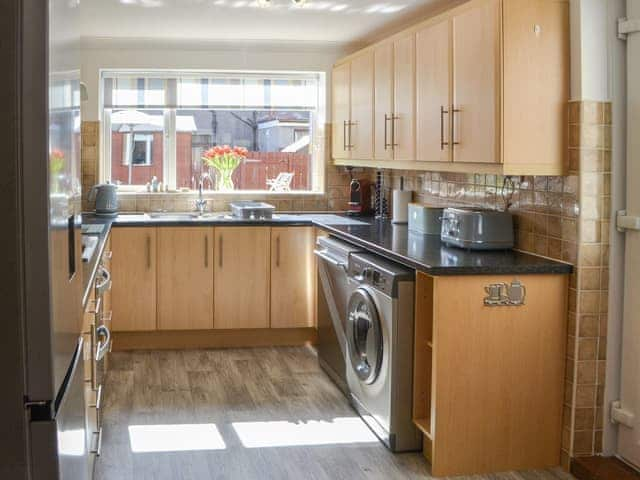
<box><xmin>440</xmin><ymin>207</ymin><xmax>514</xmax><ymax>250</ymax></box>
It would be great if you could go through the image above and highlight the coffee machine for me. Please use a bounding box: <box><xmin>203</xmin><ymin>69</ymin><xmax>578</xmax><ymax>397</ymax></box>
<box><xmin>347</xmin><ymin>177</ymin><xmax>371</xmax><ymax>215</ymax></box>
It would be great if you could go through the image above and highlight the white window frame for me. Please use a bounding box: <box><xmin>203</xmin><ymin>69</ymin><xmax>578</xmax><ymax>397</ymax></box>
<box><xmin>99</xmin><ymin>69</ymin><xmax>326</xmax><ymax>194</ymax></box>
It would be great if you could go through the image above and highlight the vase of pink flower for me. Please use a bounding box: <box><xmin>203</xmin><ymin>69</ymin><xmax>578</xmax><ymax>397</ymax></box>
<box><xmin>201</xmin><ymin>145</ymin><xmax>248</xmax><ymax>191</ymax></box>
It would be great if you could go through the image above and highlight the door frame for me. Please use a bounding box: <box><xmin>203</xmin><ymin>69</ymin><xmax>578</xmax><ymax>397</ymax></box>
<box><xmin>603</xmin><ymin>0</ymin><xmax>640</xmax><ymax>468</ymax></box>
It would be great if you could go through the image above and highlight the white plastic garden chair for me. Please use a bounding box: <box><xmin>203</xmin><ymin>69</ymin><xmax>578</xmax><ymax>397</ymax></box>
<box><xmin>266</xmin><ymin>172</ymin><xmax>294</xmax><ymax>192</ymax></box>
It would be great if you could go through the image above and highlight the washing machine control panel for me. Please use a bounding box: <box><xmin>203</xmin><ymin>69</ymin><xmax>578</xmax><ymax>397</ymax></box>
<box><xmin>348</xmin><ymin>258</ymin><xmax>395</xmax><ymax>296</ymax></box>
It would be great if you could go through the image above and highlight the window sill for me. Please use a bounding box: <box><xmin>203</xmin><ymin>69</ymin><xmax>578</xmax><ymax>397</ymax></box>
<box><xmin>116</xmin><ymin>190</ymin><xmax>326</xmax><ymax>197</ymax></box>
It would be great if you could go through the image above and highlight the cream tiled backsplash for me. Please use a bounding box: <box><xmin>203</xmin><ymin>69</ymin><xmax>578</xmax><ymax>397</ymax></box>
<box><xmin>372</xmin><ymin>169</ymin><xmax>580</xmax><ymax>264</ymax></box>
<box><xmin>81</xmin><ymin>100</ymin><xmax>612</xmax><ymax>466</ymax></box>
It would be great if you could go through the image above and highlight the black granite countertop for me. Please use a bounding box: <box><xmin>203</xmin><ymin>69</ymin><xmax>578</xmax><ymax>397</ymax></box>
<box><xmin>80</xmin><ymin>213</ymin><xmax>571</xmax><ymax>286</ymax></box>
<box><xmin>313</xmin><ymin>218</ymin><xmax>573</xmax><ymax>276</ymax></box>
<box><xmin>104</xmin><ymin>212</ymin><xmax>364</xmax><ymax>227</ymax></box>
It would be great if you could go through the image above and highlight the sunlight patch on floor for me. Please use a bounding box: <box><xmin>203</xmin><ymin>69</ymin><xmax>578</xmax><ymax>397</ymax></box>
<box><xmin>128</xmin><ymin>424</ymin><xmax>226</xmax><ymax>453</ymax></box>
<box><xmin>231</xmin><ymin>417</ymin><xmax>379</xmax><ymax>448</ymax></box>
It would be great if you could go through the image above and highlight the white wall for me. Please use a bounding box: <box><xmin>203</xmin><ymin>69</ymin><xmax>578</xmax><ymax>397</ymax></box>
<box><xmin>570</xmin><ymin>0</ymin><xmax>611</xmax><ymax>101</ymax></box>
<box><xmin>81</xmin><ymin>38</ymin><xmax>347</xmax><ymax>121</ymax></box>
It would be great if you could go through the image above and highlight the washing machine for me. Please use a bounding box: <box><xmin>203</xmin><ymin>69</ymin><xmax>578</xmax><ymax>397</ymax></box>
<box><xmin>345</xmin><ymin>252</ymin><xmax>422</xmax><ymax>452</ymax></box>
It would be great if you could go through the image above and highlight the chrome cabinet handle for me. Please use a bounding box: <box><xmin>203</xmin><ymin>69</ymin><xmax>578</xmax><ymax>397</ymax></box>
<box><xmin>451</xmin><ymin>106</ymin><xmax>461</xmax><ymax>146</ymax></box>
<box><xmin>204</xmin><ymin>234</ymin><xmax>209</xmax><ymax>268</ymax></box>
<box><xmin>391</xmin><ymin>115</ymin><xmax>399</xmax><ymax>148</ymax></box>
<box><xmin>384</xmin><ymin>114</ymin><xmax>391</xmax><ymax>150</ymax></box>
<box><xmin>343</xmin><ymin>120</ymin><xmax>348</xmax><ymax>151</ymax></box>
<box><xmin>347</xmin><ymin>121</ymin><xmax>355</xmax><ymax>150</ymax></box>
<box><xmin>146</xmin><ymin>235</ymin><xmax>151</xmax><ymax>269</ymax></box>
<box><xmin>218</xmin><ymin>235</ymin><xmax>223</xmax><ymax>268</ymax></box>
<box><xmin>440</xmin><ymin>106</ymin><xmax>449</xmax><ymax>151</ymax></box>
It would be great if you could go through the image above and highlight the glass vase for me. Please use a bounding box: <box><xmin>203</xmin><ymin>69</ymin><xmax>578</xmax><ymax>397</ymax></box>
<box><xmin>216</xmin><ymin>169</ymin><xmax>235</xmax><ymax>191</ymax></box>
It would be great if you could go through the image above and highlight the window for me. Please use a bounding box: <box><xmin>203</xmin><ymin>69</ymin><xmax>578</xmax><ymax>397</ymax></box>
<box><xmin>101</xmin><ymin>71</ymin><xmax>324</xmax><ymax>193</ymax></box>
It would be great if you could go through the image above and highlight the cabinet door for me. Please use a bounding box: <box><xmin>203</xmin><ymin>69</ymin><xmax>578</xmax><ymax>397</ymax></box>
<box><xmin>111</xmin><ymin>227</ymin><xmax>157</xmax><ymax>331</ymax></box>
<box><xmin>271</xmin><ymin>227</ymin><xmax>315</xmax><ymax>328</ymax></box>
<box><xmin>157</xmin><ymin>227</ymin><xmax>214</xmax><ymax>330</ymax></box>
<box><xmin>502</xmin><ymin>0</ymin><xmax>569</xmax><ymax>174</ymax></box>
<box><xmin>332</xmin><ymin>62</ymin><xmax>351</xmax><ymax>160</ymax></box>
<box><xmin>350</xmin><ymin>52</ymin><xmax>374</xmax><ymax>160</ymax></box>
<box><xmin>393</xmin><ymin>34</ymin><xmax>416</xmax><ymax>161</ymax></box>
<box><xmin>214</xmin><ymin>227</ymin><xmax>270</xmax><ymax>329</ymax></box>
<box><xmin>416</xmin><ymin>19</ymin><xmax>452</xmax><ymax>163</ymax></box>
<box><xmin>452</xmin><ymin>0</ymin><xmax>501</xmax><ymax>164</ymax></box>
<box><xmin>374</xmin><ymin>43</ymin><xmax>394</xmax><ymax>161</ymax></box>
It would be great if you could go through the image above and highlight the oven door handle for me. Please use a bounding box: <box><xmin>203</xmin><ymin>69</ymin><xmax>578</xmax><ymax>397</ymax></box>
<box><xmin>95</xmin><ymin>325</ymin><xmax>111</xmax><ymax>362</ymax></box>
<box><xmin>313</xmin><ymin>249</ymin><xmax>347</xmax><ymax>272</ymax></box>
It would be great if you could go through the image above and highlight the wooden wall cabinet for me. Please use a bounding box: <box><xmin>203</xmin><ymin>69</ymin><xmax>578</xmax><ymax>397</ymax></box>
<box><xmin>157</xmin><ymin>227</ymin><xmax>214</xmax><ymax>330</ymax></box>
<box><xmin>416</xmin><ymin>18</ymin><xmax>451</xmax><ymax>164</ymax></box>
<box><xmin>373</xmin><ymin>43</ymin><xmax>394</xmax><ymax>161</ymax></box>
<box><xmin>111</xmin><ymin>227</ymin><xmax>157</xmax><ymax>331</ymax></box>
<box><xmin>413</xmin><ymin>272</ymin><xmax>568</xmax><ymax>477</ymax></box>
<box><xmin>332</xmin><ymin>0</ymin><xmax>569</xmax><ymax>175</ymax></box>
<box><xmin>214</xmin><ymin>226</ymin><xmax>270</xmax><ymax>329</ymax></box>
<box><xmin>270</xmin><ymin>227</ymin><xmax>315</xmax><ymax>328</ymax></box>
<box><xmin>332</xmin><ymin>62</ymin><xmax>351</xmax><ymax>160</ymax></box>
<box><xmin>332</xmin><ymin>39</ymin><xmax>416</xmax><ymax>164</ymax></box>
<box><xmin>349</xmin><ymin>52</ymin><xmax>374</xmax><ymax>160</ymax></box>
<box><xmin>392</xmin><ymin>34</ymin><xmax>416</xmax><ymax>162</ymax></box>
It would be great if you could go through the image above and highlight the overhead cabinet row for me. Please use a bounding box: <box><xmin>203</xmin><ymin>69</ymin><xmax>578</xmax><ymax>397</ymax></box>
<box><xmin>332</xmin><ymin>0</ymin><xmax>569</xmax><ymax>175</ymax></box>
<box><xmin>109</xmin><ymin>226</ymin><xmax>315</xmax><ymax>332</ymax></box>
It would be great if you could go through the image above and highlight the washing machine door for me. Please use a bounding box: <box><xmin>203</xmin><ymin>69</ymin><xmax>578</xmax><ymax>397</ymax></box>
<box><xmin>347</xmin><ymin>287</ymin><xmax>383</xmax><ymax>385</ymax></box>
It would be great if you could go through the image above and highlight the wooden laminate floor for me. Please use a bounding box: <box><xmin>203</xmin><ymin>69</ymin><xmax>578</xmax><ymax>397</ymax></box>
<box><xmin>96</xmin><ymin>346</ymin><xmax>575</xmax><ymax>480</ymax></box>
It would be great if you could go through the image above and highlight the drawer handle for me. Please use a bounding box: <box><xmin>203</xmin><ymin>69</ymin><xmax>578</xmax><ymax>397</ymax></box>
<box><xmin>96</xmin><ymin>267</ymin><xmax>111</xmax><ymax>295</ymax></box>
<box><xmin>95</xmin><ymin>325</ymin><xmax>111</xmax><ymax>362</ymax></box>
<box><xmin>90</xmin><ymin>428</ymin><xmax>103</xmax><ymax>456</ymax></box>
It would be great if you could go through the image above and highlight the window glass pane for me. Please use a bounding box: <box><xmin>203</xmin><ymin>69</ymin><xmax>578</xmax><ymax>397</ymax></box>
<box><xmin>110</xmin><ymin>109</ymin><xmax>164</xmax><ymax>186</ymax></box>
<box><xmin>108</xmin><ymin>77</ymin><xmax>166</xmax><ymax>107</ymax></box>
<box><xmin>176</xmin><ymin>109</ymin><xmax>312</xmax><ymax>192</ymax></box>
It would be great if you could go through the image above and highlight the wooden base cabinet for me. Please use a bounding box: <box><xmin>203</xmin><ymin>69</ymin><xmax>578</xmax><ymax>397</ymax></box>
<box><xmin>111</xmin><ymin>227</ymin><xmax>157</xmax><ymax>332</ymax></box>
<box><xmin>271</xmin><ymin>227</ymin><xmax>315</xmax><ymax>328</ymax></box>
<box><xmin>413</xmin><ymin>272</ymin><xmax>568</xmax><ymax>477</ymax></box>
<box><xmin>214</xmin><ymin>227</ymin><xmax>270</xmax><ymax>329</ymax></box>
<box><xmin>157</xmin><ymin>227</ymin><xmax>214</xmax><ymax>330</ymax></box>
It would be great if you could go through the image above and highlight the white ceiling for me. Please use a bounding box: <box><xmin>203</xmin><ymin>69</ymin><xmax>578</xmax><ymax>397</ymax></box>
<box><xmin>80</xmin><ymin>0</ymin><xmax>447</xmax><ymax>45</ymax></box>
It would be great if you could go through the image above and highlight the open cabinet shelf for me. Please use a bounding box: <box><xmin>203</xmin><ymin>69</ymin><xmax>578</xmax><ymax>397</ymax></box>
<box><xmin>413</xmin><ymin>273</ymin><xmax>434</xmax><ymax>448</ymax></box>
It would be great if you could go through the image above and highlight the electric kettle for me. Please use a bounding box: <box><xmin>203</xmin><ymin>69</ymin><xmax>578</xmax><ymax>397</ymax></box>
<box><xmin>88</xmin><ymin>183</ymin><xmax>118</xmax><ymax>217</ymax></box>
